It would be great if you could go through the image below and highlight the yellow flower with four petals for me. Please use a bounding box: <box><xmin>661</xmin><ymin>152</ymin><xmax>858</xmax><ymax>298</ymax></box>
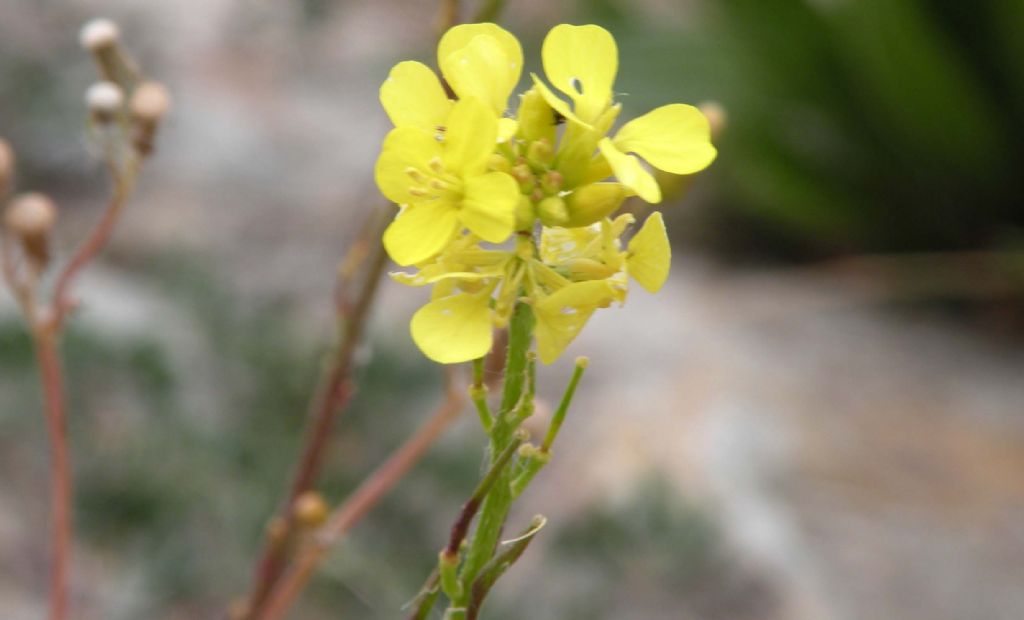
<box><xmin>375</xmin><ymin>22</ymin><xmax>716</xmax><ymax>364</ymax></box>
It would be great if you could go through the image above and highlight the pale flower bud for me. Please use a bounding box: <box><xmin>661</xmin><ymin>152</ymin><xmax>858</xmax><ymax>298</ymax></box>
<box><xmin>85</xmin><ymin>81</ymin><xmax>124</xmax><ymax>122</ymax></box>
<box><xmin>293</xmin><ymin>491</ymin><xmax>328</xmax><ymax>527</ymax></box>
<box><xmin>130</xmin><ymin>82</ymin><xmax>171</xmax><ymax>155</ymax></box>
<box><xmin>5</xmin><ymin>192</ymin><xmax>58</xmax><ymax>267</ymax></box>
<box><xmin>130</xmin><ymin>82</ymin><xmax>171</xmax><ymax>123</ymax></box>
<box><xmin>79</xmin><ymin>18</ymin><xmax>120</xmax><ymax>52</ymax></box>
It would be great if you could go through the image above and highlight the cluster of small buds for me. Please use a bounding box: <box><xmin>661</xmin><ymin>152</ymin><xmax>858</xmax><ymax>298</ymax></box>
<box><xmin>79</xmin><ymin>18</ymin><xmax>170</xmax><ymax>157</ymax></box>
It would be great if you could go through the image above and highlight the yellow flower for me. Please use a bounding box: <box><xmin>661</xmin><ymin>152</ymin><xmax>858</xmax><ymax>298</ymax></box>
<box><xmin>531</xmin><ymin>24</ymin><xmax>717</xmax><ymax>203</ymax></box>
<box><xmin>377</xmin><ymin>23</ymin><xmax>704</xmax><ymax>366</ymax></box>
<box><xmin>375</xmin><ymin>97</ymin><xmax>519</xmax><ymax>266</ymax></box>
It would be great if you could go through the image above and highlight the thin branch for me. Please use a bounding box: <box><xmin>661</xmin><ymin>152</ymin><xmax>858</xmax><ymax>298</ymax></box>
<box><xmin>244</xmin><ymin>208</ymin><xmax>391</xmax><ymax>615</ymax></box>
<box><xmin>473</xmin><ymin>0</ymin><xmax>507</xmax><ymax>22</ymax></box>
<box><xmin>443</xmin><ymin>430</ymin><xmax>524</xmax><ymax>559</ymax></box>
<box><xmin>34</xmin><ymin>326</ymin><xmax>72</xmax><ymax>620</ymax></box>
<box><xmin>255</xmin><ymin>370</ymin><xmax>466</xmax><ymax>620</ymax></box>
<box><xmin>49</xmin><ymin>154</ymin><xmax>140</xmax><ymax>328</ymax></box>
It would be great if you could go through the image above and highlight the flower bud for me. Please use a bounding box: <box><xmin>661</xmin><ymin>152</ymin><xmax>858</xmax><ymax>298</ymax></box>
<box><xmin>5</xmin><ymin>193</ymin><xmax>58</xmax><ymax>268</ymax></box>
<box><xmin>515</xmin><ymin>195</ymin><xmax>536</xmax><ymax>231</ymax></box>
<box><xmin>86</xmin><ymin>81</ymin><xmax>124</xmax><ymax>123</ymax></box>
<box><xmin>564</xmin><ymin>182</ymin><xmax>626</xmax><ymax>227</ymax></box>
<box><xmin>0</xmin><ymin>139</ymin><xmax>14</xmax><ymax>197</ymax></box>
<box><xmin>130</xmin><ymin>82</ymin><xmax>171</xmax><ymax>156</ymax></box>
<box><xmin>511</xmin><ymin>163</ymin><xmax>535</xmax><ymax>193</ymax></box>
<box><xmin>293</xmin><ymin>491</ymin><xmax>328</xmax><ymax>527</ymax></box>
<box><xmin>79</xmin><ymin>18</ymin><xmax>120</xmax><ymax>52</ymax></box>
<box><xmin>517</xmin><ymin>88</ymin><xmax>556</xmax><ymax>144</ymax></box>
<box><xmin>487</xmin><ymin>153</ymin><xmax>511</xmax><ymax>174</ymax></box>
<box><xmin>79</xmin><ymin>18</ymin><xmax>122</xmax><ymax>82</ymax></box>
<box><xmin>537</xmin><ymin>196</ymin><xmax>569</xmax><ymax>227</ymax></box>
<box><xmin>539</xmin><ymin>170</ymin><xmax>563</xmax><ymax>195</ymax></box>
<box><xmin>526</xmin><ymin>138</ymin><xmax>553</xmax><ymax>168</ymax></box>
<box><xmin>699</xmin><ymin>101</ymin><xmax>727</xmax><ymax>140</ymax></box>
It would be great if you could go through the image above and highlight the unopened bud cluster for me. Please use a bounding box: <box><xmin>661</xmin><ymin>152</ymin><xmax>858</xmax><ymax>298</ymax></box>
<box><xmin>78</xmin><ymin>18</ymin><xmax>170</xmax><ymax>156</ymax></box>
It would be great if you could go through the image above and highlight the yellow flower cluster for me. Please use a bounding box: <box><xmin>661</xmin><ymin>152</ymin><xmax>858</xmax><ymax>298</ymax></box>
<box><xmin>376</xmin><ymin>23</ymin><xmax>716</xmax><ymax>364</ymax></box>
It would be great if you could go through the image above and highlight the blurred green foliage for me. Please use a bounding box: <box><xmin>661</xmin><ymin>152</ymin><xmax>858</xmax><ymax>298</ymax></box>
<box><xmin>582</xmin><ymin>0</ymin><xmax>1024</xmax><ymax>258</ymax></box>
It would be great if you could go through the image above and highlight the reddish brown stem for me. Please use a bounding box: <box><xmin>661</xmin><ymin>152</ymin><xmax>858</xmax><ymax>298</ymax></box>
<box><xmin>50</xmin><ymin>157</ymin><xmax>138</xmax><ymax>329</ymax></box>
<box><xmin>33</xmin><ymin>326</ymin><xmax>72</xmax><ymax>620</ymax></box>
<box><xmin>255</xmin><ymin>373</ymin><xmax>465</xmax><ymax>620</ymax></box>
<box><xmin>244</xmin><ymin>213</ymin><xmax>390</xmax><ymax>615</ymax></box>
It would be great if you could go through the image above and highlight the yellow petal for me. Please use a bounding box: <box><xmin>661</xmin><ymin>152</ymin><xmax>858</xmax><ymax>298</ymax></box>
<box><xmin>411</xmin><ymin>292</ymin><xmax>493</xmax><ymax>364</ymax></box>
<box><xmin>441</xmin><ymin>34</ymin><xmax>520</xmax><ymax>114</ymax></box>
<box><xmin>375</xmin><ymin>127</ymin><xmax>443</xmax><ymax>204</ymax></box>
<box><xmin>460</xmin><ymin>171</ymin><xmax>518</xmax><ymax>243</ymax></box>
<box><xmin>383</xmin><ymin>201</ymin><xmax>458</xmax><ymax>266</ymax></box>
<box><xmin>529</xmin><ymin>73</ymin><xmax>586</xmax><ymax>127</ymax></box>
<box><xmin>533</xmin><ymin>280</ymin><xmax>616</xmax><ymax>364</ymax></box>
<box><xmin>516</xmin><ymin>87</ymin><xmax>557</xmax><ymax>144</ymax></box>
<box><xmin>598</xmin><ymin>138</ymin><xmax>661</xmax><ymax>203</ymax></box>
<box><xmin>443</xmin><ymin>97</ymin><xmax>497</xmax><ymax>175</ymax></box>
<box><xmin>613</xmin><ymin>104</ymin><xmax>717</xmax><ymax>174</ymax></box>
<box><xmin>565</xmin><ymin>182</ymin><xmax>626</xmax><ymax>227</ymax></box>
<box><xmin>380</xmin><ymin>61</ymin><xmax>452</xmax><ymax>130</ymax></box>
<box><xmin>497</xmin><ymin>117</ymin><xmax>518</xmax><ymax>143</ymax></box>
<box><xmin>438</xmin><ymin>24</ymin><xmax>523</xmax><ymax>94</ymax></box>
<box><xmin>542</xmin><ymin>24</ymin><xmax>617</xmax><ymax>123</ymax></box>
<box><xmin>627</xmin><ymin>211</ymin><xmax>671</xmax><ymax>293</ymax></box>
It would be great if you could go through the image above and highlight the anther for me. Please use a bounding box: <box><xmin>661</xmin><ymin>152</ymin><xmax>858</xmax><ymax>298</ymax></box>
<box><xmin>428</xmin><ymin>157</ymin><xmax>445</xmax><ymax>174</ymax></box>
<box><xmin>405</xmin><ymin>167</ymin><xmax>427</xmax><ymax>183</ymax></box>
<box><xmin>429</xmin><ymin>178</ymin><xmax>449</xmax><ymax>191</ymax></box>
<box><xmin>408</xmin><ymin>186</ymin><xmax>430</xmax><ymax>198</ymax></box>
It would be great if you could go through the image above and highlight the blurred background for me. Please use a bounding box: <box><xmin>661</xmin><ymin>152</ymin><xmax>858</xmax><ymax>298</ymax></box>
<box><xmin>2</xmin><ymin>0</ymin><xmax>1024</xmax><ymax>618</ymax></box>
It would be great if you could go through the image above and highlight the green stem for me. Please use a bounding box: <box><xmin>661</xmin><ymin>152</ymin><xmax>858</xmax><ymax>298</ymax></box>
<box><xmin>541</xmin><ymin>356</ymin><xmax>587</xmax><ymax>452</ymax></box>
<box><xmin>470</xmin><ymin>357</ymin><xmax>491</xmax><ymax>432</ymax></box>
<box><xmin>473</xmin><ymin>0</ymin><xmax>507</xmax><ymax>22</ymax></box>
<box><xmin>456</xmin><ymin>301</ymin><xmax>534</xmax><ymax>600</ymax></box>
